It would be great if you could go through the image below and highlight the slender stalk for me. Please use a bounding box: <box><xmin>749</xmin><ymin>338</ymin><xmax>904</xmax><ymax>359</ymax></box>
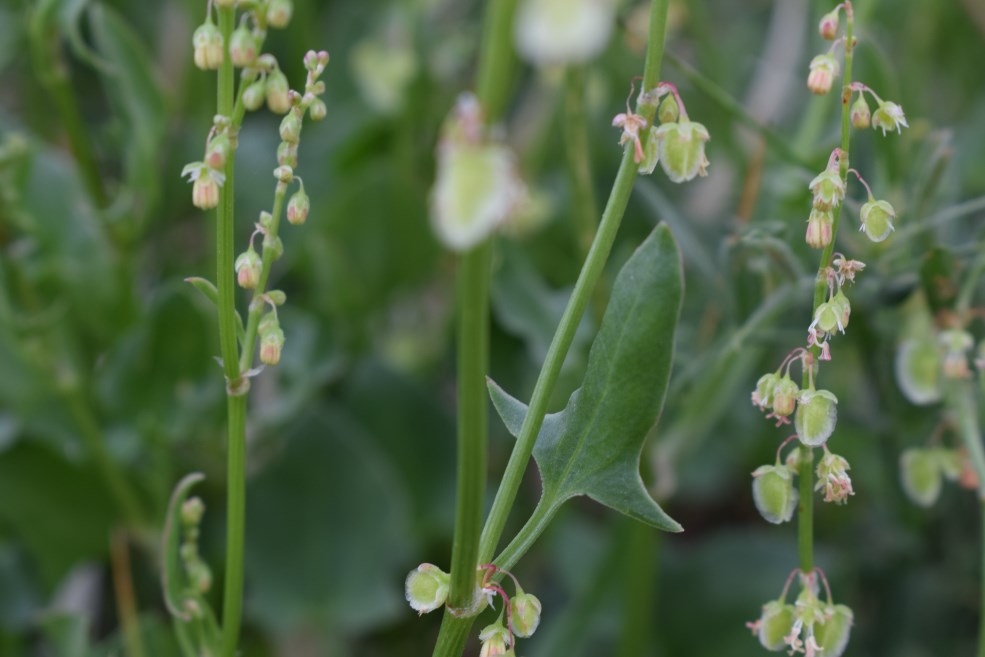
<box><xmin>110</xmin><ymin>530</ymin><xmax>146</xmax><ymax>657</ymax></box>
<box><xmin>478</xmin><ymin>0</ymin><xmax>671</xmax><ymax>566</ymax></box>
<box><xmin>213</xmin><ymin>7</ymin><xmax>247</xmax><ymax>657</ymax></box>
<box><xmin>800</xmin><ymin>3</ymin><xmax>855</xmax><ymax>576</ymax></box>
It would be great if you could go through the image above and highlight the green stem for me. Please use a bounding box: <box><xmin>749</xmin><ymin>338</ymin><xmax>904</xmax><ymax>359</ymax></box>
<box><xmin>448</xmin><ymin>242</ymin><xmax>492</xmax><ymax>610</ymax></box>
<box><xmin>800</xmin><ymin>2</ymin><xmax>855</xmax><ymax>576</ymax></box>
<box><xmin>213</xmin><ymin>7</ymin><xmax>246</xmax><ymax>657</ymax></box>
<box><xmin>478</xmin><ymin>0</ymin><xmax>670</xmax><ymax>566</ymax></box>
<box><xmin>444</xmin><ymin>0</ymin><xmax>518</xmax><ymax>619</ymax></box>
<box><xmin>562</xmin><ymin>66</ymin><xmax>601</xmax><ymax>260</ymax></box>
<box><xmin>957</xmin><ymin>242</ymin><xmax>985</xmax><ymax>320</ymax></box>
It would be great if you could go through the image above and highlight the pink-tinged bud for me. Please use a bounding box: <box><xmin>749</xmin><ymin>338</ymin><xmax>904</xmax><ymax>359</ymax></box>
<box><xmin>273</xmin><ymin>165</ymin><xmax>293</xmax><ymax>183</ymax></box>
<box><xmin>805</xmin><ymin>209</ymin><xmax>833</xmax><ymax>248</ymax></box>
<box><xmin>772</xmin><ymin>374</ymin><xmax>800</xmax><ymax>418</ymax></box>
<box><xmin>192</xmin><ymin>169</ymin><xmax>220</xmax><ymax>209</ymax></box>
<box><xmin>871</xmin><ymin>100</ymin><xmax>908</xmax><ymax>136</ymax></box>
<box><xmin>205</xmin><ymin>133</ymin><xmax>230</xmax><ymax>170</ymax></box>
<box><xmin>266</xmin><ymin>70</ymin><xmax>291</xmax><ymax>114</ymax></box>
<box><xmin>751</xmin><ymin>372</ymin><xmax>780</xmax><ymax>411</ymax></box>
<box><xmin>308</xmin><ymin>98</ymin><xmax>327</xmax><ymax>122</ymax></box>
<box><xmin>235</xmin><ymin>247</ymin><xmax>262</xmax><ymax>289</ymax></box>
<box><xmin>259</xmin><ymin>316</ymin><xmax>285</xmax><ymax>365</ymax></box>
<box><xmin>192</xmin><ymin>20</ymin><xmax>224</xmax><ymax>71</ymax></box>
<box><xmin>286</xmin><ymin>186</ymin><xmax>310</xmax><ymax>225</ymax></box>
<box><xmin>229</xmin><ymin>24</ymin><xmax>257</xmax><ymax>68</ymax></box>
<box><xmin>279</xmin><ymin>110</ymin><xmax>302</xmax><ymax>144</ymax></box>
<box><xmin>807</xmin><ymin>54</ymin><xmax>839</xmax><ymax>95</ymax></box>
<box><xmin>478</xmin><ymin>621</ymin><xmax>511</xmax><ymax>657</ymax></box>
<box><xmin>303</xmin><ymin>50</ymin><xmax>330</xmax><ymax>77</ymax></box>
<box><xmin>509</xmin><ymin>591</ymin><xmax>542</xmax><ymax>638</ymax></box>
<box><xmin>266</xmin><ymin>0</ymin><xmax>293</xmax><ymax>29</ymax></box>
<box><xmin>819</xmin><ymin>10</ymin><xmax>839</xmax><ymax>40</ymax></box>
<box><xmin>277</xmin><ymin>141</ymin><xmax>298</xmax><ymax>168</ymax></box>
<box><xmin>850</xmin><ymin>95</ymin><xmax>870</xmax><ymax>129</ymax></box>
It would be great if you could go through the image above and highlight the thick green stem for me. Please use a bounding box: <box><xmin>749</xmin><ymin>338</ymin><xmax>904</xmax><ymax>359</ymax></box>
<box><xmin>443</xmin><ymin>0</ymin><xmax>518</xmax><ymax>617</ymax></box>
<box><xmin>800</xmin><ymin>3</ymin><xmax>855</xmax><ymax>576</ymax></box>
<box><xmin>213</xmin><ymin>7</ymin><xmax>246</xmax><ymax>657</ymax></box>
<box><xmin>478</xmin><ymin>0</ymin><xmax>670</xmax><ymax>566</ymax></box>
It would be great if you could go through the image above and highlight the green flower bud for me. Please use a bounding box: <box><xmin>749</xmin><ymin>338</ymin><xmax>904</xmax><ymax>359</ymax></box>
<box><xmin>205</xmin><ymin>133</ymin><xmax>231</xmax><ymax>170</ymax></box>
<box><xmin>259</xmin><ymin>312</ymin><xmax>284</xmax><ymax>365</ymax></box>
<box><xmin>808</xmin><ymin>168</ymin><xmax>845</xmax><ymax>211</ymax></box>
<box><xmin>235</xmin><ymin>247</ymin><xmax>262</xmax><ymax>289</ymax></box>
<box><xmin>851</xmin><ymin>95</ymin><xmax>871</xmax><ymax>129</ymax></box>
<box><xmin>405</xmin><ymin>563</ymin><xmax>450</xmax><ymax>614</ymax></box>
<box><xmin>181</xmin><ymin>497</ymin><xmax>205</xmax><ymax>527</ymax></box>
<box><xmin>751</xmin><ymin>464</ymin><xmax>798</xmax><ymax>524</ymax></box>
<box><xmin>509</xmin><ymin>591</ymin><xmax>542</xmax><ymax>638</ymax></box>
<box><xmin>192</xmin><ymin>20</ymin><xmax>223</xmax><ymax>70</ymax></box>
<box><xmin>894</xmin><ymin>338</ymin><xmax>942</xmax><ymax>404</ymax></box>
<box><xmin>266</xmin><ymin>70</ymin><xmax>291</xmax><ymax>114</ymax></box>
<box><xmin>188</xmin><ymin>560</ymin><xmax>213</xmax><ymax>593</ymax></box>
<box><xmin>309</xmin><ymin>98</ymin><xmax>327</xmax><ymax>122</ymax></box>
<box><xmin>900</xmin><ymin>448</ymin><xmax>942</xmax><ymax>507</ymax></box>
<box><xmin>795</xmin><ymin>389</ymin><xmax>838</xmax><ymax>446</ymax></box>
<box><xmin>287</xmin><ymin>186</ymin><xmax>310</xmax><ymax>225</ymax></box>
<box><xmin>652</xmin><ymin>120</ymin><xmax>710</xmax><ymax>183</ymax></box>
<box><xmin>279</xmin><ymin>110</ymin><xmax>302</xmax><ymax>144</ymax></box>
<box><xmin>478</xmin><ymin>620</ymin><xmax>512</xmax><ymax>657</ymax></box>
<box><xmin>860</xmin><ymin>199</ymin><xmax>895</xmax><ymax>242</ymax></box>
<box><xmin>657</xmin><ymin>95</ymin><xmax>679</xmax><ymax>124</ymax></box>
<box><xmin>243</xmin><ymin>78</ymin><xmax>266</xmax><ymax>111</ymax></box>
<box><xmin>872</xmin><ymin>100</ymin><xmax>908</xmax><ymax>136</ymax></box>
<box><xmin>752</xmin><ymin>372</ymin><xmax>780</xmax><ymax>410</ymax></box>
<box><xmin>229</xmin><ymin>24</ymin><xmax>257</xmax><ymax>67</ymax></box>
<box><xmin>266</xmin><ymin>0</ymin><xmax>294</xmax><ymax>29</ymax></box>
<box><xmin>277</xmin><ymin>140</ymin><xmax>298</xmax><ymax>168</ymax></box>
<box><xmin>757</xmin><ymin>600</ymin><xmax>796</xmax><ymax>651</ymax></box>
<box><xmin>772</xmin><ymin>374</ymin><xmax>800</xmax><ymax>418</ymax></box>
<box><xmin>815</xmin><ymin>604</ymin><xmax>854</xmax><ymax>657</ymax></box>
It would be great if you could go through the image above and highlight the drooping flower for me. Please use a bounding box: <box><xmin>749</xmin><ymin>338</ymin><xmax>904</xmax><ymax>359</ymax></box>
<box><xmin>816</xmin><ymin>449</ymin><xmax>854</xmax><ymax>504</ymax></box>
<box><xmin>871</xmin><ymin>100</ymin><xmax>908</xmax><ymax>135</ymax></box>
<box><xmin>652</xmin><ymin>119</ymin><xmax>711</xmax><ymax>183</ymax></box>
<box><xmin>859</xmin><ymin>199</ymin><xmax>896</xmax><ymax>242</ymax></box>
<box><xmin>807</xmin><ymin>54</ymin><xmax>839</xmax><ymax>95</ymax></box>
<box><xmin>405</xmin><ymin>563</ymin><xmax>450</xmax><ymax>614</ymax></box>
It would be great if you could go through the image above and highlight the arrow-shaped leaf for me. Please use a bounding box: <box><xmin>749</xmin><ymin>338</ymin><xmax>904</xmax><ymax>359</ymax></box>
<box><xmin>490</xmin><ymin>224</ymin><xmax>684</xmax><ymax>534</ymax></box>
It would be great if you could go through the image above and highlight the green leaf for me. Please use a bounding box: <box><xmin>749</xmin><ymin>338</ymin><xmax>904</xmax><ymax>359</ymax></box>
<box><xmin>489</xmin><ymin>225</ymin><xmax>684</xmax><ymax>532</ymax></box>
<box><xmin>184</xmin><ymin>277</ymin><xmax>218</xmax><ymax>306</ymax></box>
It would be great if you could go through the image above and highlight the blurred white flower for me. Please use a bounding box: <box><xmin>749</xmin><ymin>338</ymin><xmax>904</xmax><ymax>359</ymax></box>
<box><xmin>514</xmin><ymin>0</ymin><xmax>615</xmax><ymax>66</ymax></box>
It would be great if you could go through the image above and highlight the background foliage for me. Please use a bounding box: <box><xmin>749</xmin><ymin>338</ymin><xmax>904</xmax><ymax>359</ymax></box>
<box><xmin>1</xmin><ymin>0</ymin><xmax>984</xmax><ymax>655</ymax></box>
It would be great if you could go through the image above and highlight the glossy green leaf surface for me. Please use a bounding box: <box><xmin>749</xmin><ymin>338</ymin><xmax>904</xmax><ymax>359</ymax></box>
<box><xmin>489</xmin><ymin>224</ymin><xmax>684</xmax><ymax>532</ymax></box>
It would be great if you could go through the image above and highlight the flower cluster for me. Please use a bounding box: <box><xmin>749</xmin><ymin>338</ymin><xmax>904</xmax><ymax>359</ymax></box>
<box><xmin>612</xmin><ymin>82</ymin><xmax>710</xmax><ymax>183</ymax></box>
<box><xmin>405</xmin><ymin>563</ymin><xmax>542</xmax><ymax>656</ymax></box>
<box><xmin>747</xmin><ymin>570</ymin><xmax>853</xmax><ymax>657</ymax></box>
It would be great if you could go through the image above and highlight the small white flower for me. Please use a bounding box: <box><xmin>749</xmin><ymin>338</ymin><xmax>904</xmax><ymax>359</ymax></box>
<box><xmin>514</xmin><ymin>0</ymin><xmax>615</xmax><ymax>66</ymax></box>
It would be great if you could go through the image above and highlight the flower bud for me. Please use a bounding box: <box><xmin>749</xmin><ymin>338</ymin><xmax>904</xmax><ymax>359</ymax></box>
<box><xmin>405</xmin><ymin>563</ymin><xmax>450</xmax><ymax>614</ymax></box>
<box><xmin>819</xmin><ymin>10</ymin><xmax>839</xmax><ymax>40</ymax></box>
<box><xmin>795</xmin><ymin>389</ymin><xmax>838</xmax><ymax>446</ymax></box>
<box><xmin>188</xmin><ymin>560</ymin><xmax>213</xmax><ymax>593</ymax></box>
<box><xmin>243</xmin><ymin>78</ymin><xmax>266</xmax><ymax>111</ymax></box>
<box><xmin>235</xmin><ymin>247</ymin><xmax>262</xmax><ymax>289</ymax></box>
<box><xmin>259</xmin><ymin>324</ymin><xmax>285</xmax><ymax>365</ymax></box>
<box><xmin>309</xmin><ymin>98</ymin><xmax>327</xmax><ymax>121</ymax></box>
<box><xmin>807</xmin><ymin>54</ymin><xmax>839</xmax><ymax>95</ymax></box>
<box><xmin>266</xmin><ymin>0</ymin><xmax>293</xmax><ymax>28</ymax></box>
<box><xmin>181</xmin><ymin>497</ymin><xmax>205</xmax><ymax>526</ymax></box>
<box><xmin>872</xmin><ymin>100</ymin><xmax>909</xmax><ymax>136</ymax></box>
<box><xmin>192</xmin><ymin>20</ymin><xmax>224</xmax><ymax>70</ymax></box>
<box><xmin>815</xmin><ymin>450</ymin><xmax>854</xmax><ymax>504</ymax></box>
<box><xmin>850</xmin><ymin>95</ymin><xmax>871</xmax><ymax>129</ymax></box>
<box><xmin>815</xmin><ymin>604</ymin><xmax>853</xmax><ymax>657</ymax></box>
<box><xmin>657</xmin><ymin>95</ymin><xmax>679</xmax><ymax>124</ymax></box>
<box><xmin>192</xmin><ymin>168</ymin><xmax>220</xmax><ymax>209</ymax></box>
<box><xmin>751</xmin><ymin>464</ymin><xmax>798</xmax><ymax>524</ymax></box>
<box><xmin>805</xmin><ymin>208</ymin><xmax>833</xmax><ymax>248</ymax></box>
<box><xmin>205</xmin><ymin>133</ymin><xmax>231</xmax><ymax>170</ymax></box>
<box><xmin>273</xmin><ymin>165</ymin><xmax>294</xmax><ymax>183</ymax></box>
<box><xmin>287</xmin><ymin>186</ymin><xmax>310</xmax><ymax>225</ymax></box>
<box><xmin>859</xmin><ymin>199</ymin><xmax>895</xmax><ymax>242</ymax></box>
<box><xmin>751</xmin><ymin>372</ymin><xmax>780</xmax><ymax>410</ymax></box>
<box><xmin>757</xmin><ymin>600</ymin><xmax>796</xmax><ymax>651</ymax></box>
<box><xmin>266</xmin><ymin>70</ymin><xmax>292</xmax><ymax>114</ymax></box>
<box><xmin>277</xmin><ymin>141</ymin><xmax>298</xmax><ymax>168</ymax></box>
<box><xmin>229</xmin><ymin>24</ymin><xmax>257</xmax><ymax>68</ymax></box>
<box><xmin>808</xmin><ymin>167</ymin><xmax>845</xmax><ymax>211</ymax></box>
<box><xmin>772</xmin><ymin>374</ymin><xmax>800</xmax><ymax>418</ymax></box>
<box><xmin>279</xmin><ymin>110</ymin><xmax>302</xmax><ymax>144</ymax></box>
<box><xmin>509</xmin><ymin>591</ymin><xmax>542</xmax><ymax>638</ymax></box>
<box><xmin>652</xmin><ymin>120</ymin><xmax>711</xmax><ymax>183</ymax></box>
<box><xmin>894</xmin><ymin>338</ymin><xmax>942</xmax><ymax>405</ymax></box>
<box><xmin>901</xmin><ymin>448</ymin><xmax>942</xmax><ymax>507</ymax></box>
<box><xmin>637</xmin><ymin>126</ymin><xmax>660</xmax><ymax>175</ymax></box>
<box><xmin>478</xmin><ymin>620</ymin><xmax>511</xmax><ymax>657</ymax></box>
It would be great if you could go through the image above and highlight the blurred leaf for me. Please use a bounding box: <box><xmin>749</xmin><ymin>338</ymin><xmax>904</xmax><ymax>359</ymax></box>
<box><xmin>919</xmin><ymin>247</ymin><xmax>960</xmax><ymax>316</ymax></box>
<box><xmin>39</xmin><ymin>613</ymin><xmax>90</xmax><ymax>657</ymax></box>
<box><xmin>0</xmin><ymin>443</ymin><xmax>116</xmax><ymax>588</ymax></box>
<box><xmin>245</xmin><ymin>408</ymin><xmax>413</xmax><ymax>635</ymax></box>
<box><xmin>0</xmin><ymin>544</ymin><xmax>42</xmax><ymax>629</ymax></box>
<box><xmin>489</xmin><ymin>225</ymin><xmax>684</xmax><ymax>531</ymax></box>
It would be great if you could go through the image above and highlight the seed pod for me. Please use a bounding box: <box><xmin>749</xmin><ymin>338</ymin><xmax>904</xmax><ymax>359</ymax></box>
<box><xmin>758</xmin><ymin>600</ymin><xmax>796</xmax><ymax>651</ymax></box>
<box><xmin>405</xmin><ymin>563</ymin><xmax>450</xmax><ymax>614</ymax></box>
<box><xmin>860</xmin><ymin>199</ymin><xmax>895</xmax><ymax>242</ymax></box>
<box><xmin>652</xmin><ymin>120</ymin><xmax>711</xmax><ymax>183</ymax></box>
<box><xmin>894</xmin><ymin>338</ymin><xmax>942</xmax><ymax>404</ymax></box>
<box><xmin>795</xmin><ymin>389</ymin><xmax>838</xmax><ymax>446</ymax></box>
<box><xmin>900</xmin><ymin>448</ymin><xmax>942</xmax><ymax>507</ymax></box>
<box><xmin>509</xmin><ymin>591</ymin><xmax>542</xmax><ymax>638</ymax></box>
<box><xmin>814</xmin><ymin>604</ymin><xmax>854</xmax><ymax>657</ymax></box>
<box><xmin>751</xmin><ymin>464</ymin><xmax>798</xmax><ymax>524</ymax></box>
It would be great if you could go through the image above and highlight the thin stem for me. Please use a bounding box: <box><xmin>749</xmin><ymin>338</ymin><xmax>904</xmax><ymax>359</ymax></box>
<box><xmin>110</xmin><ymin>530</ymin><xmax>146</xmax><ymax>657</ymax></box>
<box><xmin>800</xmin><ymin>0</ymin><xmax>855</xmax><ymax>576</ymax></box>
<box><xmin>478</xmin><ymin>0</ymin><xmax>671</xmax><ymax>567</ymax></box>
<box><xmin>445</xmin><ymin>0</ymin><xmax>518</xmax><ymax>617</ymax></box>
<box><xmin>213</xmin><ymin>7</ymin><xmax>246</xmax><ymax>657</ymax></box>
<box><xmin>562</xmin><ymin>67</ymin><xmax>601</xmax><ymax>263</ymax></box>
